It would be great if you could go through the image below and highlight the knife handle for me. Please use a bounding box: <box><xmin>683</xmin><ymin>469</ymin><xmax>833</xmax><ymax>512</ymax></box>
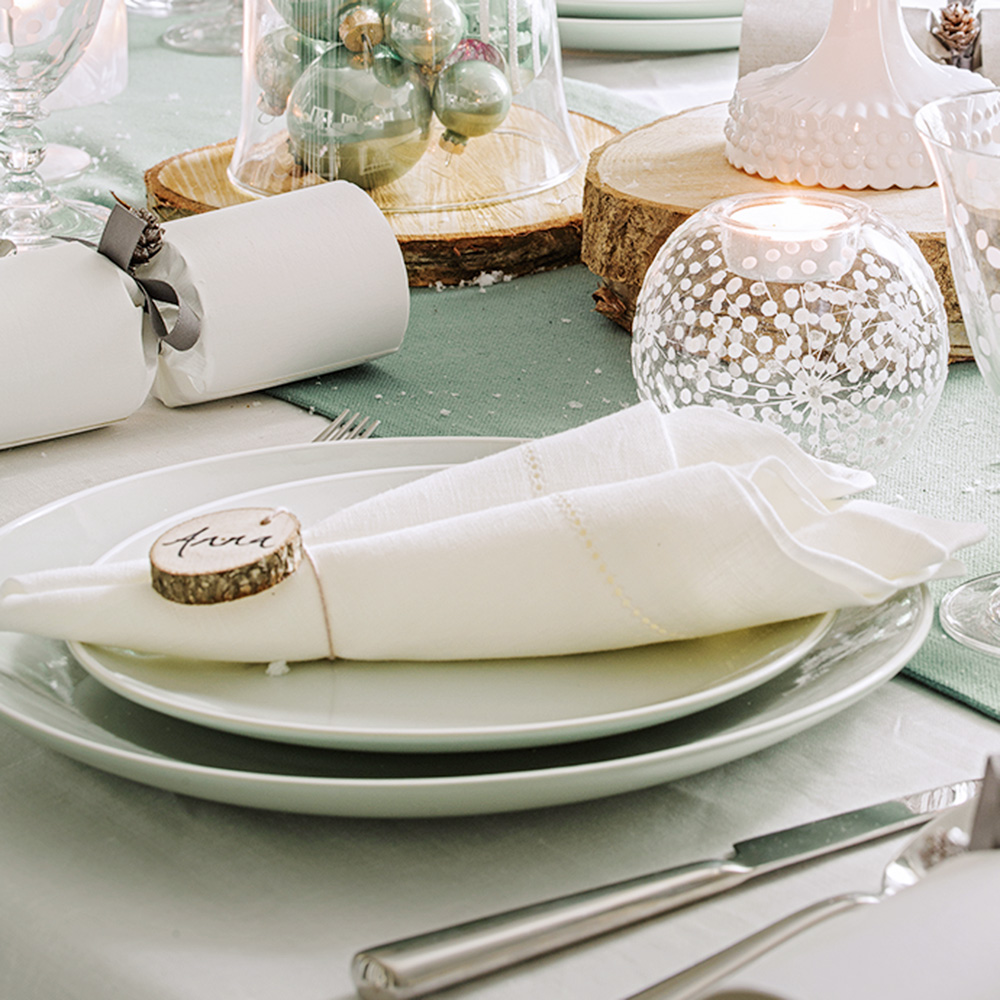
<box><xmin>351</xmin><ymin>858</ymin><xmax>752</xmax><ymax>1000</ymax></box>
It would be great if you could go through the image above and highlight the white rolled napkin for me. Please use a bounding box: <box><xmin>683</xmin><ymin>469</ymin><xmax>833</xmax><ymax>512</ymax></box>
<box><xmin>148</xmin><ymin>181</ymin><xmax>410</xmax><ymax>406</ymax></box>
<box><xmin>702</xmin><ymin>850</ymin><xmax>1000</xmax><ymax>1000</ymax></box>
<box><xmin>0</xmin><ymin>241</ymin><xmax>154</xmax><ymax>450</ymax></box>
<box><xmin>0</xmin><ymin>403</ymin><xmax>985</xmax><ymax>662</ymax></box>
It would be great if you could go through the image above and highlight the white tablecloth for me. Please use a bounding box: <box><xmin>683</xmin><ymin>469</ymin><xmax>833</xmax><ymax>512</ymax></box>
<box><xmin>2</xmin><ymin>21</ymin><xmax>999</xmax><ymax>1000</ymax></box>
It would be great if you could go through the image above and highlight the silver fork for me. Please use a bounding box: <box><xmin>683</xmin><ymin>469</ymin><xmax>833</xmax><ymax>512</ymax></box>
<box><xmin>312</xmin><ymin>408</ymin><xmax>380</xmax><ymax>442</ymax></box>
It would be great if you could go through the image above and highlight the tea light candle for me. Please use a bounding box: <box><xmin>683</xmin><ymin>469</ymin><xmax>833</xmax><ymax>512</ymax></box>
<box><xmin>720</xmin><ymin>195</ymin><xmax>861</xmax><ymax>282</ymax></box>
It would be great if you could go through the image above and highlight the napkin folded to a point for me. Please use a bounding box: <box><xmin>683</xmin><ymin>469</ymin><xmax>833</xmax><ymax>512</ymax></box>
<box><xmin>0</xmin><ymin>403</ymin><xmax>985</xmax><ymax>663</ymax></box>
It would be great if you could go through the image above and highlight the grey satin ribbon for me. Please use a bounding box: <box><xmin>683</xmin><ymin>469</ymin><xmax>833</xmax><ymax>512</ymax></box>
<box><xmin>97</xmin><ymin>203</ymin><xmax>201</xmax><ymax>353</ymax></box>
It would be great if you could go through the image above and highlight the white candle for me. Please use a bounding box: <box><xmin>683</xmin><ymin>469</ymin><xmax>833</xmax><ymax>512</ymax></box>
<box><xmin>721</xmin><ymin>196</ymin><xmax>861</xmax><ymax>283</ymax></box>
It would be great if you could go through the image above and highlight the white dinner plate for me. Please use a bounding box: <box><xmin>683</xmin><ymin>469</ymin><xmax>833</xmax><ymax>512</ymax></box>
<box><xmin>0</xmin><ymin>439</ymin><xmax>932</xmax><ymax>817</ymax></box>
<box><xmin>557</xmin><ymin>14</ymin><xmax>741</xmax><ymax>52</ymax></box>
<box><xmin>557</xmin><ymin>0</ymin><xmax>742</xmax><ymax>21</ymax></box>
<box><xmin>66</xmin><ymin>467</ymin><xmax>834</xmax><ymax>752</ymax></box>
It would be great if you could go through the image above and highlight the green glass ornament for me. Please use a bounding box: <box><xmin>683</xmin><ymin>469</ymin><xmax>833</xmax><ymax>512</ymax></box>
<box><xmin>286</xmin><ymin>46</ymin><xmax>432</xmax><ymax>188</ymax></box>
<box><xmin>254</xmin><ymin>27</ymin><xmax>329</xmax><ymax>116</ymax></box>
<box><xmin>432</xmin><ymin>58</ymin><xmax>512</xmax><ymax>152</ymax></box>
<box><xmin>384</xmin><ymin>0</ymin><xmax>465</xmax><ymax>68</ymax></box>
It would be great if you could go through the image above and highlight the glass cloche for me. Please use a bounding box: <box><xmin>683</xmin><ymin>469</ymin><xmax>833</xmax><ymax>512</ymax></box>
<box><xmin>229</xmin><ymin>0</ymin><xmax>580</xmax><ymax>212</ymax></box>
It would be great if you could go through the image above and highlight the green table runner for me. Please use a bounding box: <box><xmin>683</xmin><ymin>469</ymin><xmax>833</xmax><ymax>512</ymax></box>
<box><xmin>268</xmin><ymin>264</ymin><xmax>639</xmax><ymax>439</ymax></box>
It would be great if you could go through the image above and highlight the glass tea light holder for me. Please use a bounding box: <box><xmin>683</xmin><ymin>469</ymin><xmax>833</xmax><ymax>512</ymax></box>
<box><xmin>631</xmin><ymin>192</ymin><xmax>950</xmax><ymax>472</ymax></box>
<box><xmin>916</xmin><ymin>88</ymin><xmax>1000</xmax><ymax>655</ymax></box>
<box><xmin>228</xmin><ymin>0</ymin><xmax>580</xmax><ymax>212</ymax></box>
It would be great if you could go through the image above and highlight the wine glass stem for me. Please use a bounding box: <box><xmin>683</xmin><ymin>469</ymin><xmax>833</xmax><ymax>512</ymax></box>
<box><xmin>0</xmin><ymin>106</ymin><xmax>53</xmax><ymax>210</ymax></box>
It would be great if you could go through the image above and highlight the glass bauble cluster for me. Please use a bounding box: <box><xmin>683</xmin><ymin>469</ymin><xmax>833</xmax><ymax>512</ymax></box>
<box><xmin>252</xmin><ymin>0</ymin><xmax>547</xmax><ymax>189</ymax></box>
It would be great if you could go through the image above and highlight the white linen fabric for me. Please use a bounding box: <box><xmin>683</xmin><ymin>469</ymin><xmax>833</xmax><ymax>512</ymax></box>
<box><xmin>0</xmin><ymin>403</ymin><xmax>985</xmax><ymax>662</ymax></box>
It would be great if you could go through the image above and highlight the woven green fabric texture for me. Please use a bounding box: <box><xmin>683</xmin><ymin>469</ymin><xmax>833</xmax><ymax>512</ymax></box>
<box><xmin>267</xmin><ymin>265</ymin><xmax>639</xmax><ymax>439</ymax></box>
<box><xmin>870</xmin><ymin>363</ymin><xmax>1000</xmax><ymax>723</ymax></box>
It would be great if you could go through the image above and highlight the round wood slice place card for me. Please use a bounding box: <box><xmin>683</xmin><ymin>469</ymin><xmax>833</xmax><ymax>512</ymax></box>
<box><xmin>149</xmin><ymin>507</ymin><xmax>303</xmax><ymax>605</ymax></box>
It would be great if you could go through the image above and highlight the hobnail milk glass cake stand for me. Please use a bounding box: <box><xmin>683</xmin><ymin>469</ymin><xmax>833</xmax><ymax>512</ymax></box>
<box><xmin>725</xmin><ymin>0</ymin><xmax>984</xmax><ymax>190</ymax></box>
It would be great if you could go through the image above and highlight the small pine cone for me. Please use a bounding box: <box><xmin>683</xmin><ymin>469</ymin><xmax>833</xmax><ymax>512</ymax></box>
<box><xmin>933</xmin><ymin>2</ymin><xmax>980</xmax><ymax>54</ymax></box>
<box><xmin>112</xmin><ymin>193</ymin><xmax>164</xmax><ymax>269</ymax></box>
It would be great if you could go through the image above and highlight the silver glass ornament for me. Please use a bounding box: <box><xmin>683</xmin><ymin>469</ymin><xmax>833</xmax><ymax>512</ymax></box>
<box><xmin>384</xmin><ymin>0</ymin><xmax>465</xmax><ymax>67</ymax></box>
<box><xmin>254</xmin><ymin>27</ymin><xmax>329</xmax><ymax>117</ymax></box>
<box><xmin>432</xmin><ymin>58</ymin><xmax>512</xmax><ymax>152</ymax></box>
<box><xmin>286</xmin><ymin>46</ymin><xmax>432</xmax><ymax>188</ymax></box>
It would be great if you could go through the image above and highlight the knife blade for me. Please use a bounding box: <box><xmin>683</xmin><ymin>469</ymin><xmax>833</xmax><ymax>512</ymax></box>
<box><xmin>351</xmin><ymin>777</ymin><xmax>981</xmax><ymax>1000</ymax></box>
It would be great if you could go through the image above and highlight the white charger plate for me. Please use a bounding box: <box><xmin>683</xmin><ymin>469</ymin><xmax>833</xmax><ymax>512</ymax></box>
<box><xmin>557</xmin><ymin>0</ymin><xmax>742</xmax><ymax>21</ymax></box>
<box><xmin>557</xmin><ymin>14</ymin><xmax>741</xmax><ymax>52</ymax></box>
<box><xmin>0</xmin><ymin>439</ymin><xmax>932</xmax><ymax>817</ymax></box>
<box><xmin>66</xmin><ymin>466</ymin><xmax>834</xmax><ymax>752</ymax></box>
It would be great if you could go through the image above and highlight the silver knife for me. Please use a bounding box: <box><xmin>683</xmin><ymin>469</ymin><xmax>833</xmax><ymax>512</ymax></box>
<box><xmin>623</xmin><ymin>757</ymin><xmax>1000</xmax><ymax>1000</ymax></box>
<box><xmin>351</xmin><ymin>777</ymin><xmax>981</xmax><ymax>1000</ymax></box>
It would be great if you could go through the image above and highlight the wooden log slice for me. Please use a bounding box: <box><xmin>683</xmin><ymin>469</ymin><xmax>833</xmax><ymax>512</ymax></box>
<box><xmin>145</xmin><ymin>111</ymin><xmax>617</xmax><ymax>287</ymax></box>
<box><xmin>581</xmin><ymin>101</ymin><xmax>971</xmax><ymax>360</ymax></box>
<box><xmin>150</xmin><ymin>507</ymin><xmax>303</xmax><ymax>605</ymax></box>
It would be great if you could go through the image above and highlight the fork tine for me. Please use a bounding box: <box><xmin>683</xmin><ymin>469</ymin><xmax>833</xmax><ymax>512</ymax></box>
<box><xmin>312</xmin><ymin>408</ymin><xmax>352</xmax><ymax>442</ymax></box>
<box><xmin>339</xmin><ymin>415</ymin><xmax>379</xmax><ymax>441</ymax></box>
<box><xmin>313</xmin><ymin>411</ymin><xmax>380</xmax><ymax>443</ymax></box>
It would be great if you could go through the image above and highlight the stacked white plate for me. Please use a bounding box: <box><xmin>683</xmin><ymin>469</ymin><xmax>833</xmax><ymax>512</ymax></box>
<box><xmin>0</xmin><ymin>437</ymin><xmax>933</xmax><ymax>818</ymax></box>
<box><xmin>557</xmin><ymin>0</ymin><xmax>742</xmax><ymax>53</ymax></box>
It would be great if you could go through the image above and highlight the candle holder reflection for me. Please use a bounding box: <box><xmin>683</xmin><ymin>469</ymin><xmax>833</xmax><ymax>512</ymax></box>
<box><xmin>631</xmin><ymin>192</ymin><xmax>949</xmax><ymax>472</ymax></box>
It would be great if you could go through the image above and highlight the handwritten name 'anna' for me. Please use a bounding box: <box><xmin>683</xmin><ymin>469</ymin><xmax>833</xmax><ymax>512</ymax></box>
<box><xmin>162</xmin><ymin>526</ymin><xmax>276</xmax><ymax>559</ymax></box>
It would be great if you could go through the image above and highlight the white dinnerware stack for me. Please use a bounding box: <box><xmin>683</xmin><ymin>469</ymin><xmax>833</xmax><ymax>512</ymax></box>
<box><xmin>556</xmin><ymin>0</ymin><xmax>742</xmax><ymax>54</ymax></box>
<box><xmin>0</xmin><ymin>403</ymin><xmax>986</xmax><ymax>817</ymax></box>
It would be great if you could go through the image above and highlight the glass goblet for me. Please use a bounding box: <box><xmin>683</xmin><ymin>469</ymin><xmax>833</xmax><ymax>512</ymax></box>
<box><xmin>160</xmin><ymin>0</ymin><xmax>242</xmax><ymax>56</ymax></box>
<box><xmin>0</xmin><ymin>0</ymin><xmax>109</xmax><ymax>249</ymax></box>
<box><xmin>917</xmin><ymin>89</ymin><xmax>1000</xmax><ymax>654</ymax></box>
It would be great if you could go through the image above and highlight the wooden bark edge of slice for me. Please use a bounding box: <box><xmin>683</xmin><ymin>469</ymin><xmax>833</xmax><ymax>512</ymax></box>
<box><xmin>580</xmin><ymin>102</ymin><xmax>961</xmax><ymax>331</ymax></box>
<box><xmin>149</xmin><ymin>507</ymin><xmax>303</xmax><ymax>605</ymax></box>
<box><xmin>142</xmin><ymin>113</ymin><xmax>619</xmax><ymax>287</ymax></box>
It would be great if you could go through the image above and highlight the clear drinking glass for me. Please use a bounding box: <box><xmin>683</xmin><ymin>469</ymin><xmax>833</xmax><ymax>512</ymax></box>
<box><xmin>160</xmin><ymin>0</ymin><xmax>243</xmax><ymax>55</ymax></box>
<box><xmin>0</xmin><ymin>0</ymin><xmax>108</xmax><ymax>248</ymax></box>
<box><xmin>916</xmin><ymin>89</ymin><xmax>1000</xmax><ymax>654</ymax></box>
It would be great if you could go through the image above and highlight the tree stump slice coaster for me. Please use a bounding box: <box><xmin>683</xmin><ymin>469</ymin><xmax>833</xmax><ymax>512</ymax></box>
<box><xmin>581</xmin><ymin>101</ymin><xmax>972</xmax><ymax>361</ymax></box>
<box><xmin>144</xmin><ymin>110</ymin><xmax>617</xmax><ymax>287</ymax></box>
<box><xmin>149</xmin><ymin>507</ymin><xmax>303</xmax><ymax>605</ymax></box>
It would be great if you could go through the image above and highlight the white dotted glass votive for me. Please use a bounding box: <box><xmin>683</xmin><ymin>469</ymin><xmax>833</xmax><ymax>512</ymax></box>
<box><xmin>631</xmin><ymin>192</ymin><xmax>949</xmax><ymax>472</ymax></box>
<box><xmin>916</xmin><ymin>90</ymin><xmax>1000</xmax><ymax>399</ymax></box>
